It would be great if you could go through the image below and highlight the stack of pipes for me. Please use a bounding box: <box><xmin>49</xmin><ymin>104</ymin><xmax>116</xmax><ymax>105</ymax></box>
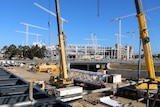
<box><xmin>69</xmin><ymin>69</ymin><xmax>109</xmax><ymax>86</ymax></box>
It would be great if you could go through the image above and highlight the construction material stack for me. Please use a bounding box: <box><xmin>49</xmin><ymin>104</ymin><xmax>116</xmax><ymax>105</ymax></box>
<box><xmin>70</xmin><ymin>69</ymin><xmax>109</xmax><ymax>87</ymax></box>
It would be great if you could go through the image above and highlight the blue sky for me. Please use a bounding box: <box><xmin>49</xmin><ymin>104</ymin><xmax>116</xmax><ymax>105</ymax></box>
<box><xmin>0</xmin><ymin>0</ymin><xmax>160</xmax><ymax>54</ymax></box>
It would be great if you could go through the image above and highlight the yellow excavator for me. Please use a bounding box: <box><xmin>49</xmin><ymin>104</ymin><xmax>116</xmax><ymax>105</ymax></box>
<box><xmin>134</xmin><ymin>0</ymin><xmax>160</xmax><ymax>89</ymax></box>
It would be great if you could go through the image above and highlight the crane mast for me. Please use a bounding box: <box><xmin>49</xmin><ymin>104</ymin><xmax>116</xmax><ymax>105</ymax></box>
<box><xmin>49</xmin><ymin>0</ymin><xmax>73</xmax><ymax>87</ymax></box>
<box><xmin>134</xmin><ymin>0</ymin><xmax>160</xmax><ymax>89</ymax></box>
<box><xmin>55</xmin><ymin>0</ymin><xmax>68</xmax><ymax>79</ymax></box>
<box><xmin>135</xmin><ymin>0</ymin><xmax>155</xmax><ymax>79</ymax></box>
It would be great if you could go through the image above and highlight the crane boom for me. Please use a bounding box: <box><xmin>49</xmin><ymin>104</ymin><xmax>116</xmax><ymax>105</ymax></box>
<box><xmin>134</xmin><ymin>0</ymin><xmax>160</xmax><ymax>90</ymax></box>
<box><xmin>55</xmin><ymin>0</ymin><xmax>68</xmax><ymax>79</ymax></box>
<box><xmin>16</xmin><ymin>30</ymin><xmax>42</xmax><ymax>43</ymax></box>
<box><xmin>20</xmin><ymin>22</ymin><xmax>48</xmax><ymax>30</ymax></box>
<box><xmin>34</xmin><ymin>2</ymin><xmax>68</xmax><ymax>24</ymax></box>
<box><xmin>16</xmin><ymin>30</ymin><xmax>42</xmax><ymax>36</ymax></box>
<box><xmin>20</xmin><ymin>22</ymin><xmax>47</xmax><ymax>45</ymax></box>
<box><xmin>34</xmin><ymin>2</ymin><xmax>68</xmax><ymax>22</ymax></box>
<box><xmin>112</xmin><ymin>6</ymin><xmax>160</xmax><ymax>21</ymax></box>
<box><xmin>34</xmin><ymin>2</ymin><xmax>68</xmax><ymax>30</ymax></box>
<box><xmin>49</xmin><ymin>0</ymin><xmax>73</xmax><ymax>87</ymax></box>
<box><xmin>111</xmin><ymin>6</ymin><xmax>160</xmax><ymax>60</ymax></box>
<box><xmin>135</xmin><ymin>0</ymin><xmax>155</xmax><ymax>79</ymax></box>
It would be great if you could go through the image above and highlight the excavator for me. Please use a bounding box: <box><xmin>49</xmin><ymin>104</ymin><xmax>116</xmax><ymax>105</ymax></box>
<box><xmin>134</xmin><ymin>0</ymin><xmax>160</xmax><ymax>89</ymax></box>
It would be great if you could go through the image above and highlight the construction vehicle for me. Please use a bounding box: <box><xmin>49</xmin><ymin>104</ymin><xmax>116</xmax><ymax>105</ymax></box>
<box><xmin>36</xmin><ymin>63</ymin><xmax>60</xmax><ymax>75</ymax></box>
<box><xmin>36</xmin><ymin>0</ymin><xmax>160</xmax><ymax>104</ymax></box>
<box><xmin>116</xmin><ymin>0</ymin><xmax>160</xmax><ymax>103</ymax></box>
<box><xmin>48</xmin><ymin>0</ymin><xmax>73</xmax><ymax>87</ymax></box>
<box><xmin>32</xmin><ymin>0</ymin><xmax>82</xmax><ymax>101</ymax></box>
<box><xmin>45</xmin><ymin>0</ymin><xmax>83</xmax><ymax>102</ymax></box>
<box><xmin>134</xmin><ymin>0</ymin><xmax>160</xmax><ymax>89</ymax></box>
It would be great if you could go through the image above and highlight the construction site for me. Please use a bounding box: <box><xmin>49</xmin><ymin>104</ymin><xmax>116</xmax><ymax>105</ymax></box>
<box><xmin>1</xmin><ymin>0</ymin><xmax>160</xmax><ymax>107</ymax></box>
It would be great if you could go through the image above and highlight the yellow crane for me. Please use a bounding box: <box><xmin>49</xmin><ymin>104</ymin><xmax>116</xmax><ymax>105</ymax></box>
<box><xmin>49</xmin><ymin>0</ymin><xmax>73</xmax><ymax>87</ymax></box>
<box><xmin>134</xmin><ymin>0</ymin><xmax>160</xmax><ymax>89</ymax></box>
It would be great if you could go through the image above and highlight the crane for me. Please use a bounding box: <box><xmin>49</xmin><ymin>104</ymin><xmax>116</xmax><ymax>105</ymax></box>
<box><xmin>111</xmin><ymin>6</ymin><xmax>160</xmax><ymax>60</ymax></box>
<box><xmin>134</xmin><ymin>0</ymin><xmax>160</xmax><ymax>89</ymax></box>
<box><xmin>111</xmin><ymin>6</ymin><xmax>160</xmax><ymax>45</ymax></box>
<box><xmin>126</xmin><ymin>31</ymin><xmax>137</xmax><ymax>59</ymax></box>
<box><xmin>34</xmin><ymin>2</ymin><xmax>68</xmax><ymax>30</ymax></box>
<box><xmin>84</xmin><ymin>32</ymin><xmax>107</xmax><ymax>56</ymax></box>
<box><xmin>16</xmin><ymin>30</ymin><xmax>42</xmax><ymax>43</ymax></box>
<box><xmin>114</xmin><ymin>33</ymin><xmax>128</xmax><ymax>59</ymax></box>
<box><xmin>35</xmin><ymin>1</ymin><xmax>83</xmax><ymax>101</ymax></box>
<box><xmin>49</xmin><ymin>0</ymin><xmax>72</xmax><ymax>87</ymax></box>
<box><xmin>20</xmin><ymin>22</ymin><xmax>48</xmax><ymax>46</ymax></box>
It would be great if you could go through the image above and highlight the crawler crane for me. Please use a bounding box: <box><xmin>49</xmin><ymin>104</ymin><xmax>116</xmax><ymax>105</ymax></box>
<box><xmin>134</xmin><ymin>0</ymin><xmax>160</xmax><ymax>89</ymax></box>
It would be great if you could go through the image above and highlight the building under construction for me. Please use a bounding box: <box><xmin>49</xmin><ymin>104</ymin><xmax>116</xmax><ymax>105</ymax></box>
<box><xmin>46</xmin><ymin>43</ymin><xmax>133</xmax><ymax>60</ymax></box>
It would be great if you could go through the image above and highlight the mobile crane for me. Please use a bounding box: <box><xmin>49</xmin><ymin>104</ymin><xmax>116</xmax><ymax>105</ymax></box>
<box><xmin>116</xmin><ymin>0</ymin><xmax>160</xmax><ymax>101</ymax></box>
<box><xmin>134</xmin><ymin>0</ymin><xmax>160</xmax><ymax>89</ymax></box>
<box><xmin>46</xmin><ymin>0</ymin><xmax>83</xmax><ymax>102</ymax></box>
<box><xmin>49</xmin><ymin>0</ymin><xmax>73</xmax><ymax>87</ymax></box>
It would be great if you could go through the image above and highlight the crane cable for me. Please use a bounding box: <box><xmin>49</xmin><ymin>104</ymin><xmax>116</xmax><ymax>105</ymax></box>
<box><xmin>48</xmin><ymin>0</ymin><xmax>51</xmax><ymax>45</ymax></box>
<box><xmin>97</xmin><ymin>0</ymin><xmax>100</xmax><ymax>17</ymax></box>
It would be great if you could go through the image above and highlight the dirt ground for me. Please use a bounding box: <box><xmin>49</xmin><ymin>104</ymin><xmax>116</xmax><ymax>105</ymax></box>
<box><xmin>5</xmin><ymin>66</ymin><xmax>51</xmax><ymax>82</ymax></box>
<box><xmin>4</xmin><ymin>66</ymin><xmax>146</xmax><ymax>107</ymax></box>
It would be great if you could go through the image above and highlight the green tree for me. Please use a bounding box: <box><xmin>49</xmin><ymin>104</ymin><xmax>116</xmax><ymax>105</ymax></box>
<box><xmin>5</xmin><ymin>44</ymin><xmax>17</xmax><ymax>59</ymax></box>
<box><xmin>1</xmin><ymin>45</ymin><xmax>8</xmax><ymax>59</ymax></box>
<box><xmin>37</xmin><ymin>46</ymin><xmax>46</xmax><ymax>59</ymax></box>
<box><xmin>17</xmin><ymin>45</ymin><xmax>23</xmax><ymax>58</ymax></box>
<box><xmin>1</xmin><ymin>45</ymin><xmax>8</xmax><ymax>51</ymax></box>
<box><xmin>29</xmin><ymin>45</ymin><xmax>46</xmax><ymax>59</ymax></box>
<box><xmin>1</xmin><ymin>44</ymin><xmax>46</xmax><ymax>60</ymax></box>
<box><xmin>22</xmin><ymin>46</ymin><xmax>30</xmax><ymax>59</ymax></box>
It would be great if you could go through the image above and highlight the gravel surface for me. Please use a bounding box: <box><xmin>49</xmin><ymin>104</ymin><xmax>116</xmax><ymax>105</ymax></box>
<box><xmin>5</xmin><ymin>66</ymin><xmax>51</xmax><ymax>82</ymax></box>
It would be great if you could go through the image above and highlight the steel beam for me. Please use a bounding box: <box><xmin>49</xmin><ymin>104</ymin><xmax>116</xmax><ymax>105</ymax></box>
<box><xmin>0</xmin><ymin>85</ymin><xmax>29</xmax><ymax>96</ymax></box>
<box><xmin>83</xmin><ymin>79</ymin><xmax>150</xmax><ymax>95</ymax></box>
<box><xmin>0</xmin><ymin>78</ymin><xmax>20</xmax><ymax>86</ymax></box>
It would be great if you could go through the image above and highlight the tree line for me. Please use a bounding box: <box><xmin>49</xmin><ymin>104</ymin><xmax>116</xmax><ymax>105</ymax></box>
<box><xmin>1</xmin><ymin>44</ymin><xmax>46</xmax><ymax>60</ymax></box>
